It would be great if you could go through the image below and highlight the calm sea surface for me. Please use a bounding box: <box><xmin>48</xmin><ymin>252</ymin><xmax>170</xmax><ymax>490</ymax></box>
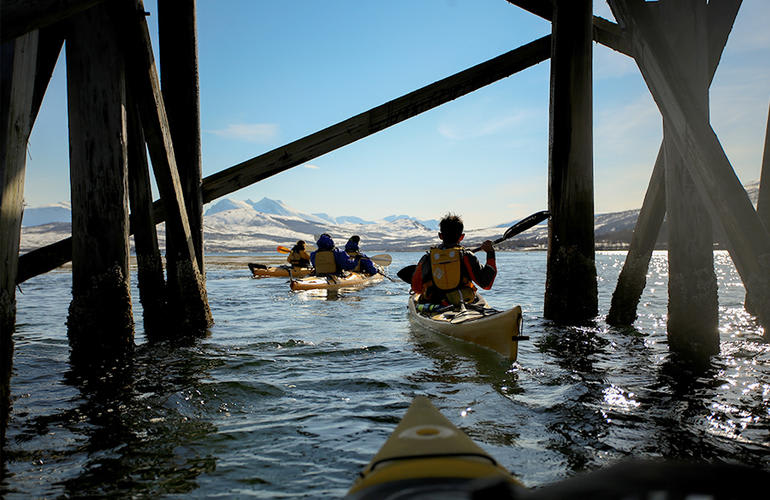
<box><xmin>2</xmin><ymin>251</ymin><xmax>769</xmax><ymax>497</ymax></box>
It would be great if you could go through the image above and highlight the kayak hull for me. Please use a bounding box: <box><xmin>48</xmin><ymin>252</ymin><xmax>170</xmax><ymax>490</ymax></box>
<box><xmin>407</xmin><ymin>293</ymin><xmax>524</xmax><ymax>360</ymax></box>
<box><xmin>290</xmin><ymin>271</ymin><xmax>384</xmax><ymax>291</ymax></box>
<box><xmin>347</xmin><ymin>396</ymin><xmax>522</xmax><ymax>498</ymax></box>
<box><xmin>249</xmin><ymin>264</ymin><xmax>312</xmax><ymax>278</ymax></box>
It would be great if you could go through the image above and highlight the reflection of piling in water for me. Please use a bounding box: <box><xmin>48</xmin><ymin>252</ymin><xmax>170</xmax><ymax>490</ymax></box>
<box><xmin>2</xmin><ymin>0</ymin><xmax>769</xmax><ymax>450</ymax></box>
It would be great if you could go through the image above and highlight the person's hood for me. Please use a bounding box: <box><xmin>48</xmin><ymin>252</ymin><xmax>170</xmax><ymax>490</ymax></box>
<box><xmin>344</xmin><ymin>240</ymin><xmax>359</xmax><ymax>252</ymax></box>
<box><xmin>316</xmin><ymin>234</ymin><xmax>335</xmax><ymax>250</ymax></box>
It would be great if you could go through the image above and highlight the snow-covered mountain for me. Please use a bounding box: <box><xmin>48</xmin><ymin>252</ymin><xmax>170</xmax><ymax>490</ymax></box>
<box><xmin>18</xmin><ymin>181</ymin><xmax>760</xmax><ymax>254</ymax></box>
<box><xmin>21</xmin><ymin>202</ymin><xmax>71</xmax><ymax>227</ymax></box>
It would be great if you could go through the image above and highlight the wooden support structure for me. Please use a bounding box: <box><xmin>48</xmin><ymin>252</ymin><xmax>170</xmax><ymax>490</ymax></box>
<box><xmin>158</xmin><ymin>0</ymin><xmax>205</xmax><ymax>271</ymax></box>
<box><xmin>65</xmin><ymin>2</ymin><xmax>134</xmax><ymax>362</ymax></box>
<box><xmin>610</xmin><ymin>0</ymin><xmax>770</xmax><ymax>333</ymax></box>
<box><xmin>1</xmin><ymin>0</ymin><xmax>107</xmax><ymax>43</ymax></box>
<box><xmin>543</xmin><ymin>0</ymin><xmax>598</xmax><ymax>322</ymax></box>
<box><xmin>746</xmin><ymin>102</ymin><xmax>770</xmax><ymax>314</ymax></box>
<box><xmin>658</xmin><ymin>0</ymin><xmax>718</xmax><ymax>355</ymax></box>
<box><xmin>127</xmin><ymin>91</ymin><xmax>168</xmax><ymax>338</ymax></box>
<box><xmin>122</xmin><ymin>0</ymin><xmax>212</xmax><ymax>333</ymax></box>
<box><xmin>506</xmin><ymin>0</ymin><xmax>632</xmax><ymax>56</ymax></box>
<box><xmin>1</xmin><ymin>30</ymin><xmax>40</xmax><ymax>456</ymax></box>
<box><xmin>16</xmin><ymin>35</ymin><xmax>552</xmax><ymax>283</ymax></box>
<box><xmin>607</xmin><ymin>0</ymin><xmax>742</xmax><ymax>329</ymax></box>
<box><xmin>606</xmin><ymin>147</ymin><xmax>666</xmax><ymax>325</ymax></box>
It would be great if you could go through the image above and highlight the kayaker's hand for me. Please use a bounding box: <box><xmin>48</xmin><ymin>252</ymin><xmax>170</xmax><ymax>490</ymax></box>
<box><xmin>480</xmin><ymin>240</ymin><xmax>494</xmax><ymax>253</ymax></box>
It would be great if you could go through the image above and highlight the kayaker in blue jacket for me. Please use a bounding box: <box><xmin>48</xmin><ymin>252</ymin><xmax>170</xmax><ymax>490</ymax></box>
<box><xmin>311</xmin><ymin>234</ymin><xmax>360</xmax><ymax>276</ymax></box>
<box><xmin>411</xmin><ymin>213</ymin><xmax>496</xmax><ymax>306</ymax></box>
<box><xmin>344</xmin><ymin>235</ymin><xmax>378</xmax><ymax>275</ymax></box>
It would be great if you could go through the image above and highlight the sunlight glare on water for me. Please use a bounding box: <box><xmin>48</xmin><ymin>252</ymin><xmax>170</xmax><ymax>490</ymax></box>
<box><xmin>3</xmin><ymin>250</ymin><xmax>769</xmax><ymax>497</ymax></box>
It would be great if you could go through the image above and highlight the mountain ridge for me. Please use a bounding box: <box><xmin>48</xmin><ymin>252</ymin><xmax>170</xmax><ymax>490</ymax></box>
<box><xmin>19</xmin><ymin>181</ymin><xmax>759</xmax><ymax>254</ymax></box>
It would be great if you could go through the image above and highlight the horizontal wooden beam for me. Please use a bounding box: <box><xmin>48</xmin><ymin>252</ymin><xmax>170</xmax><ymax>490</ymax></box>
<box><xmin>16</xmin><ymin>35</ymin><xmax>551</xmax><ymax>283</ymax></box>
<box><xmin>506</xmin><ymin>0</ymin><xmax>632</xmax><ymax>56</ymax></box>
<box><xmin>1</xmin><ymin>0</ymin><xmax>106</xmax><ymax>43</ymax></box>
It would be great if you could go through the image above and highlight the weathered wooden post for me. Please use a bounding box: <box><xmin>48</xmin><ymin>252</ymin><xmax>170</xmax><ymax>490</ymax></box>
<box><xmin>607</xmin><ymin>0</ymin><xmax>742</xmax><ymax>332</ymax></box>
<box><xmin>127</xmin><ymin>91</ymin><xmax>168</xmax><ymax>338</ymax></box>
<box><xmin>609</xmin><ymin>0</ymin><xmax>770</xmax><ymax>333</ymax></box>
<box><xmin>544</xmin><ymin>0</ymin><xmax>598</xmax><ymax>322</ymax></box>
<box><xmin>0</xmin><ymin>30</ymin><xmax>40</xmax><ymax>455</ymax></box>
<box><xmin>658</xmin><ymin>0</ymin><xmax>719</xmax><ymax>355</ymax></box>
<box><xmin>65</xmin><ymin>3</ymin><xmax>134</xmax><ymax>362</ymax></box>
<box><xmin>158</xmin><ymin>0</ymin><xmax>205</xmax><ymax>271</ymax></box>
<box><xmin>746</xmin><ymin>104</ymin><xmax>770</xmax><ymax>315</ymax></box>
<box><xmin>124</xmin><ymin>0</ymin><xmax>212</xmax><ymax>333</ymax></box>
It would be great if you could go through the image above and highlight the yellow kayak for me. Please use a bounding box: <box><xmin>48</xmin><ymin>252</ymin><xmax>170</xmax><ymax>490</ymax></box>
<box><xmin>289</xmin><ymin>271</ymin><xmax>384</xmax><ymax>291</ymax></box>
<box><xmin>407</xmin><ymin>293</ymin><xmax>526</xmax><ymax>360</ymax></box>
<box><xmin>248</xmin><ymin>263</ymin><xmax>312</xmax><ymax>278</ymax></box>
<box><xmin>347</xmin><ymin>396</ymin><xmax>523</xmax><ymax>498</ymax></box>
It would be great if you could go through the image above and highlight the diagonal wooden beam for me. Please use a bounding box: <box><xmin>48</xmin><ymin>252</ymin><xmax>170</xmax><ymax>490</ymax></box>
<box><xmin>201</xmin><ymin>35</ymin><xmax>551</xmax><ymax>203</ymax></box>
<box><xmin>121</xmin><ymin>0</ymin><xmax>212</xmax><ymax>331</ymax></box>
<box><xmin>607</xmin><ymin>0</ymin><xmax>742</xmax><ymax>326</ymax></box>
<box><xmin>505</xmin><ymin>0</ymin><xmax>632</xmax><ymax>56</ymax></box>
<box><xmin>609</xmin><ymin>0</ymin><xmax>770</xmax><ymax>330</ymax></box>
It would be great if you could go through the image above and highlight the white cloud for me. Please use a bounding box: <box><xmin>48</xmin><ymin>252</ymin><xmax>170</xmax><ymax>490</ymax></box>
<box><xmin>208</xmin><ymin>123</ymin><xmax>278</xmax><ymax>143</ymax></box>
<box><xmin>303</xmin><ymin>163</ymin><xmax>320</xmax><ymax>169</ymax></box>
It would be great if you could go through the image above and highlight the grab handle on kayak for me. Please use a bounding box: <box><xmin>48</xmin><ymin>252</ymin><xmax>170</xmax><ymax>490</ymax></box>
<box><xmin>365</xmin><ymin>451</ymin><xmax>500</xmax><ymax>475</ymax></box>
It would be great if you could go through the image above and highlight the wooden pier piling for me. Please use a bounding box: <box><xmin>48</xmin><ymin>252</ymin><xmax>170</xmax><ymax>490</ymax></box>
<box><xmin>544</xmin><ymin>0</ymin><xmax>598</xmax><ymax>322</ymax></box>
<box><xmin>1</xmin><ymin>30</ymin><xmax>41</xmax><ymax>454</ymax></box>
<box><xmin>65</xmin><ymin>3</ymin><xmax>134</xmax><ymax>362</ymax></box>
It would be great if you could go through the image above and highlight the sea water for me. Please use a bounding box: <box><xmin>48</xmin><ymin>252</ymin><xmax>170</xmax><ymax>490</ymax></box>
<box><xmin>2</xmin><ymin>251</ymin><xmax>768</xmax><ymax>497</ymax></box>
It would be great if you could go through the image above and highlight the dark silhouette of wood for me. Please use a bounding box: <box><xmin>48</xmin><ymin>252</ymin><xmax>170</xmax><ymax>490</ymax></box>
<box><xmin>158</xmin><ymin>0</ymin><xmax>205</xmax><ymax>272</ymax></box>
<box><xmin>544</xmin><ymin>0</ymin><xmax>598</xmax><ymax>322</ymax></box>
<box><xmin>505</xmin><ymin>0</ymin><xmax>632</xmax><ymax>56</ymax></box>
<box><xmin>1</xmin><ymin>0</ymin><xmax>106</xmax><ymax>42</ymax></box>
<box><xmin>127</xmin><ymin>91</ymin><xmax>168</xmax><ymax>338</ymax></box>
<box><xmin>746</xmin><ymin>103</ymin><xmax>770</xmax><ymax>315</ymax></box>
<box><xmin>607</xmin><ymin>0</ymin><xmax>741</xmax><ymax>328</ymax></box>
<box><xmin>659</xmin><ymin>0</ymin><xmax>719</xmax><ymax>356</ymax></box>
<box><xmin>0</xmin><ymin>29</ymin><xmax>40</xmax><ymax>460</ymax></box>
<box><xmin>201</xmin><ymin>35</ymin><xmax>551</xmax><ymax>203</ymax></box>
<box><xmin>65</xmin><ymin>3</ymin><xmax>134</xmax><ymax>364</ymax></box>
<box><xmin>122</xmin><ymin>0</ymin><xmax>212</xmax><ymax>333</ymax></box>
<box><xmin>16</xmin><ymin>35</ymin><xmax>552</xmax><ymax>283</ymax></box>
<box><xmin>610</xmin><ymin>0</ymin><xmax>770</xmax><ymax>332</ymax></box>
<box><xmin>607</xmin><ymin>147</ymin><xmax>666</xmax><ymax>325</ymax></box>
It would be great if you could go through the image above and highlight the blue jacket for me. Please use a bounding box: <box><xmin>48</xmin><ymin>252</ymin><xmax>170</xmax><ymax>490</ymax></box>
<box><xmin>310</xmin><ymin>234</ymin><xmax>359</xmax><ymax>274</ymax></box>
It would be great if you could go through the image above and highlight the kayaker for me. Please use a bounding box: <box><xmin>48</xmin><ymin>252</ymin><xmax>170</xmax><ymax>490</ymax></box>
<box><xmin>344</xmin><ymin>235</ymin><xmax>378</xmax><ymax>275</ymax></box>
<box><xmin>311</xmin><ymin>233</ymin><xmax>360</xmax><ymax>276</ymax></box>
<box><xmin>410</xmin><ymin>213</ymin><xmax>496</xmax><ymax>306</ymax></box>
<box><xmin>286</xmin><ymin>240</ymin><xmax>311</xmax><ymax>269</ymax></box>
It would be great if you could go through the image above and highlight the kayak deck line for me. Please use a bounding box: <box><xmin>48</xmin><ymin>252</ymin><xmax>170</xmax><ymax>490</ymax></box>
<box><xmin>347</xmin><ymin>396</ymin><xmax>522</xmax><ymax>498</ymax></box>
<box><xmin>407</xmin><ymin>293</ymin><xmax>525</xmax><ymax>360</ymax></box>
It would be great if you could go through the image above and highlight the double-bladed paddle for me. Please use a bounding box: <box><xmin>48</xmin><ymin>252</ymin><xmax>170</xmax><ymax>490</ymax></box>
<box><xmin>396</xmin><ymin>210</ymin><xmax>550</xmax><ymax>284</ymax></box>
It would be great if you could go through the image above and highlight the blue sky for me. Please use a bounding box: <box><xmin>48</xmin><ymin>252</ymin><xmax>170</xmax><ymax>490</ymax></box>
<box><xmin>23</xmin><ymin>0</ymin><xmax>770</xmax><ymax>229</ymax></box>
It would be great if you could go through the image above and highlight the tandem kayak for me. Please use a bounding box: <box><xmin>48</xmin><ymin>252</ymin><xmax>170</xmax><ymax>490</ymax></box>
<box><xmin>289</xmin><ymin>271</ymin><xmax>384</xmax><ymax>291</ymax></box>
<box><xmin>407</xmin><ymin>293</ymin><xmax>526</xmax><ymax>361</ymax></box>
<box><xmin>248</xmin><ymin>263</ymin><xmax>313</xmax><ymax>278</ymax></box>
<box><xmin>347</xmin><ymin>396</ymin><xmax>523</xmax><ymax>499</ymax></box>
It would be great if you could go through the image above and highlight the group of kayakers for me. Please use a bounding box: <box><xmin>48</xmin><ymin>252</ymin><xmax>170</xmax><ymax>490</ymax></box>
<box><xmin>284</xmin><ymin>212</ymin><xmax>496</xmax><ymax>307</ymax></box>
<box><xmin>286</xmin><ymin>234</ymin><xmax>378</xmax><ymax>276</ymax></box>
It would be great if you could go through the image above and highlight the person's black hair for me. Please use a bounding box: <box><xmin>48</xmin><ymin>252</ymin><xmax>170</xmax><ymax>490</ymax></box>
<box><xmin>439</xmin><ymin>213</ymin><xmax>464</xmax><ymax>244</ymax></box>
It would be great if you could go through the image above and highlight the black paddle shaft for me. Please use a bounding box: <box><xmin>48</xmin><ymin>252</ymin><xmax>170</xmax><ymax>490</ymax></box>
<box><xmin>397</xmin><ymin>210</ymin><xmax>550</xmax><ymax>284</ymax></box>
